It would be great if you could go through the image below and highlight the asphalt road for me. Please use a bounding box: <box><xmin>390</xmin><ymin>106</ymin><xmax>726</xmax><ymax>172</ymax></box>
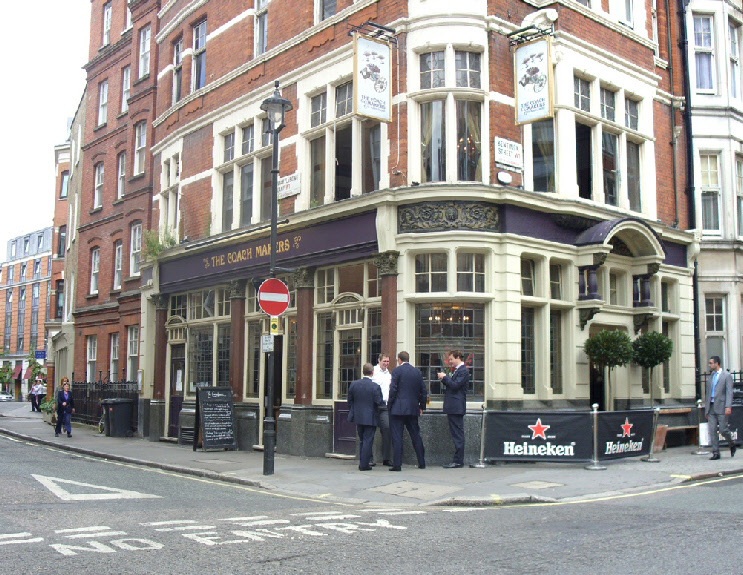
<box><xmin>1</xmin><ymin>435</ymin><xmax>741</xmax><ymax>574</ymax></box>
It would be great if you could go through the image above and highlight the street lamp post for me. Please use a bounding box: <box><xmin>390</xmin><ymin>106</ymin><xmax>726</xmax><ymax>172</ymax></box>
<box><xmin>260</xmin><ymin>81</ymin><xmax>292</xmax><ymax>476</ymax></box>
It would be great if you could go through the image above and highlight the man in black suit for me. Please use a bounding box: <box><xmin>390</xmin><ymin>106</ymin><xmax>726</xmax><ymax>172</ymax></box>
<box><xmin>347</xmin><ymin>363</ymin><xmax>384</xmax><ymax>471</ymax></box>
<box><xmin>388</xmin><ymin>350</ymin><xmax>427</xmax><ymax>471</ymax></box>
<box><xmin>437</xmin><ymin>350</ymin><xmax>468</xmax><ymax>468</ymax></box>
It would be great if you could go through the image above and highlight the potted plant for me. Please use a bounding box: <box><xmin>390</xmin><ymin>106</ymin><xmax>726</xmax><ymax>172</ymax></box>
<box><xmin>584</xmin><ymin>329</ymin><xmax>633</xmax><ymax>410</ymax></box>
<box><xmin>632</xmin><ymin>330</ymin><xmax>673</xmax><ymax>405</ymax></box>
<box><xmin>40</xmin><ymin>398</ymin><xmax>56</xmax><ymax>425</ymax></box>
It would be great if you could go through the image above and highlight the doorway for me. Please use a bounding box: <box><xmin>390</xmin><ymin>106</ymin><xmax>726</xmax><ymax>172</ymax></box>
<box><xmin>168</xmin><ymin>344</ymin><xmax>185</xmax><ymax>438</ymax></box>
<box><xmin>589</xmin><ymin>361</ymin><xmax>605</xmax><ymax>411</ymax></box>
<box><xmin>334</xmin><ymin>328</ymin><xmax>361</xmax><ymax>455</ymax></box>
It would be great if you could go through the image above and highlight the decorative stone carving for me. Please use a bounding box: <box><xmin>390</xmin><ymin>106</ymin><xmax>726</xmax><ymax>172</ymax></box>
<box><xmin>579</xmin><ymin>307</ymin><xmax>601</xmax><ymax>330</ymax></box>
<box><xmin>151</xmin><ymin>294</ymin><xmax>169</xmax><ymax>311</ymax></box>
<box><xmin>229</xmin><ymin>279</ymin><xmax>246</xmax><ymax>299</ymax></box>
<box><xmin>593</xmin><ymin>252</ymin><xmax>608</xmax><ymax>267</ymax></box>
<box><xmin>610</xmin><ymin>237</ymin><xmax>633</xmax><ymax>257</ymax></box>
<box><xmin>634</xmin><ymin>312</ymin><xmax>654</xmax><ymax>334</ymax></box>
<box><xmin>647</xmin><ymin>262</ymin><xmax>661</xmax><ymax>276</ymax></box>
<box><xmin>398</xmin><ymin>202</ymin><xmax>499</xmax><ymax>233</ymax></box>
<box><xmin>293</xmin><ymin>267</ymin><xmax>315</xmax><ymax>289</ymax></box>
<box><xmin>373</xmin><ymin>251</ymin><xmax>400</xmax><ymax>277</ymax></box>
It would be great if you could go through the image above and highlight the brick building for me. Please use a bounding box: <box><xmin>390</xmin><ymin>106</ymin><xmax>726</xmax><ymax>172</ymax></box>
<box><xmin>67</xmin><ymin>0</ymin><xmax>698</xmax><ymax>461</ymax></box>
<box><xmin>0</xmin><ymin>228</ymin><xmax>55</xmax><ymax>400</ymax></box>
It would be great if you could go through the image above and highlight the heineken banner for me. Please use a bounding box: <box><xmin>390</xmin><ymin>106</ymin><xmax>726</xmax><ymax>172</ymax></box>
<box><xmin>597</xmin><ymin>410</ymin><xmax>654</xmax><ymax>461</ymax></box>
<box><xmin>716</xmin><ymin>405</ymin><xmax>742</xmax><ymax>447</ymax></box>
<box><xmin>484</xmin><ymin>411</ymin><xmax>592</xmax><ymax>462</ymax></box>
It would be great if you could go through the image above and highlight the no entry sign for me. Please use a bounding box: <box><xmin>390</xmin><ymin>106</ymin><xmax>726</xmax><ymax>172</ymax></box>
<box><xmin>257</xmin><ymin>278</ymin><xmax>290</xmax><ymax>316</ymax></box>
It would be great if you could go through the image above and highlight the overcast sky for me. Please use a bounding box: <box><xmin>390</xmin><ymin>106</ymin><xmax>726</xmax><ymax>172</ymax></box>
<box><xmin>0</xmin><ymin>2</ymin><xmax>91</xmax><ymax>263</ymax></box>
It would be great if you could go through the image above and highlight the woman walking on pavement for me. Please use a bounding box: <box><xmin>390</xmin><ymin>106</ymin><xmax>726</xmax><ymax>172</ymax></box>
<box><xmin>55</xmin><ymin>378</ymin><xmax>75</xmax><ymax>438</ymax></box>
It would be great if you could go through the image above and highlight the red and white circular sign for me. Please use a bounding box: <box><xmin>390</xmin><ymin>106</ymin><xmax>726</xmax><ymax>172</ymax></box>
<box><xmin>257</xmin><ymin>278</ymin><xmax>290</xmax><ymax>316</ymax></box>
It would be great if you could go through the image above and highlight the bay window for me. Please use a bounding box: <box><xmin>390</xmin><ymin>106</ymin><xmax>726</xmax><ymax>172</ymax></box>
<box><xmin>694</xmin><ymin>15</ymin><xmax>714</xmax><ymax>92</ymax></box>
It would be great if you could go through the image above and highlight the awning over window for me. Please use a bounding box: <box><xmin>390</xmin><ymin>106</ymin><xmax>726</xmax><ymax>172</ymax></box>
<box><xmin>23</xmin><ymin>367</ymin><xmax>33</xmax><ymax>380</ymax></box>
<box><xmin>12</xmin><ymin>365</ymin><xmax>22</xmax><ymax>379</ymax></box>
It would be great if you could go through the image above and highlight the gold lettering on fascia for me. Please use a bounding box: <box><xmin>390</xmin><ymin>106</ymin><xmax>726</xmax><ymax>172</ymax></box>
<box><xmin>202</xmin><ymin>237</ymin><xmax>300</xmax><ymax>270</ymax></box>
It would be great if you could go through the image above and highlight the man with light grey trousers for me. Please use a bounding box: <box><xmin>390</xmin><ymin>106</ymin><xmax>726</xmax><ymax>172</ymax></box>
<box><xmin>705</xmin><ymin>356</ymin><xmax>737</xmax><ymax>460</ymax></box>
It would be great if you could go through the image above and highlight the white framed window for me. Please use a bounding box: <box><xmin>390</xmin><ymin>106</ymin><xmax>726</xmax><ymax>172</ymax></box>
<box><xmin>127</xmin><ymin>325</ymin><xmax>139</xmax><ymax>381</ymax></box>
<box><xmin>121</xmin><ymin>66</ymin><xmax>130</xmax><ymax>113</ymax></box>
<box><xmin>97</xmin><ymin>80</ymin><xmax>108</xmax><ymax>126</ymax></box>
<box><xmin>456</xmin><ymin>253</ymin><xmax>484</xmax><ymax>292</ymax></box>
<box><xmin>94</xmin><ymin>163</ymin><xmax>104</xmax><ymax>208</ymax></box>
<box><xmin>192</xmin><ymin>20</ymin><xmax>207</xmax><ymax>91</ymax></box>
<box><xmin>242</xmin><ymin>124</ymin><xmax>254</xmax><ymax>155</ymax></box>
<box><xmin>86</xmin><ymin>335</ymin><xmax>97</xmax><ymax>382</ymax></box>
<box><xmin>455</xmin><ymin>51</ymin><xmax>481</xmax><ymax>88</ymax></box>
<box><xmin>102</xmin><ymin>2</ymin><xmax>111</xmax><ymax>46</ymax></box>
<box><xmin>600</xmin><ymin>87</ymin><xmax>615</xmax><ymax>121</ymax></box>
<box><xmin>737</xmin><ymin>158</ymin><xmax>743</xmax><ymax>236</ymax></box>
<box><xmin>172</xmin><ymin>38</ymin><xmax>183</xmax><ymax>104</ymax></box>
<box><xmin>694</xmin><ymin>15</ymin><xmax>715</xmax><ymax>92</ymax></box>
<box><xmin>700</xmin><ymin>153</ymin><xmax>720</xmax><ymax>232</ymax></box>
<box><xmin>620</xmin><ymin>0</ymin><xmax>633</xmax><ymax>26</ymax></box>
<box><xmin>550</xmin><ymin>264</ymin><xmax>562</xmax><ymax>300</ymax></box>
<box><xmin>110</xmin><ymin>333</ymin><xmax>119</xmax><ymax>380</ymax></box>
<box><xmin>730</xmin><ymin>21</ymin><xmax>740</xmax><ymax>99</ymax></box>
<box><xmin>90</xmin><ymin>248</ymin><xmax>100</xmax><ymax>294</ymax></box>
<box><xmin>336</xmin><ymin>82</ymin><xmax>352</xmax><ymax>117</ymax></box>
<box><xmin>420</xmin><ymin>51</ymin><xmax>445</xmax><ymax>89</ymax></box>
<box><xmin>256</xmin><ymin>0</ymin><xmax>269</xmax><ymax>56</ymax></box>
<box><xmin>705</xmin><ymin>296</ymin><xmax>726</xmax><ymax>364</ymax></box>
<box><xmin>317</xmin><ymin>0</ymin><xmax>336</xmax><ymax>22</ymax></box>
<box><xmin>521</xmin><ymin>258</ymin><xmax>535</xmax><ymax>296</ymax></box>
<box><xmin>113</xmin><ymin>240</ymin><xmax>122</xmax><ymax>290</ymax></box>
<box><xmin>224</xmin><ymin>132</ymin><xmax>235</xmax><ymax>162</ymax></box>
<box><xmin>125</xmin><ymin>6</ymin><xmax>132</xmax><ymax>30</ymax></box>
<box><xmin>138</xmin><ymin>26</ymin><xmax>151</xmax><ymax>79</ymax></box>
<box><xmin>574</xmin><ymin>77</ymin><xmax>591</xmax><ymax>112</ymax></box>
<box><xmin>222</xmin><ymin>171</ymin><xmax>234</xmax><ymax>232</ymax></box>
<box><xmin>415</xmin><ymin>253</ymin><xmax>447</xmax><ymax>293</ymax></box>
<box><xmin>625</xmin><ymin>98</ymin><xmax>639</xmax><ymax>130</ymax></box>
<box><xmin>130</xmin><ymin>223</ymin><xmax>142</xmax><ymax>276</ymax></box>
<box><xmin>117</xmin><ymin>152</ymin><xmax>126</xmax><ymax>199</ymax></box>
<box><xmin>134</xmin><ymin>122</ymin><xmax>146</xmax><ymax>175</ymax></box>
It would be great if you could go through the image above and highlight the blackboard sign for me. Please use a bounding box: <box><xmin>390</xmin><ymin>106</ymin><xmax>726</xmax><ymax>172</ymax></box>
<box><xmin>193</xmin><ymin>386</ymin><xmax>238</xmax><ymax>451</ymax></box>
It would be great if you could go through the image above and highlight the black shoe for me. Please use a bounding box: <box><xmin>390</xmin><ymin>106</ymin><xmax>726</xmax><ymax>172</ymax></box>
<box><xmin>67</xmin><ymin>432</ymin><xmax>71</xmax><ymax>438</ymax></box>
<box><xmin>383</xmin><ymin>460</ymin><xmax>393</xmax><ymax>467</ymax></box>
<box><xmin>710</xmin><ymin>453</ymin><xmax>721</xmax><ymax>460</ymax></box>
<box><xmin>443</xmin><ymin>462</ymin><xmax>464</xmax><ymax>468</ymax></box>
<box><xmin>359</xmin><ymin>466</ymin><xmax>373</xmax><ymax>471</ymax></box>
<box><xmin>389</xmin><ymin>466</ymin><xmax>401</xmax><ymax>472</ymax></box>
<box><xmin>418</xmin><ymin>464</ymin><xmax>426</xmax><ymax>469</ymax></box>
<box><xmin>731</xmin><ymin>445</ymin><xmax>737</xmax><ymax>458</ymax></box>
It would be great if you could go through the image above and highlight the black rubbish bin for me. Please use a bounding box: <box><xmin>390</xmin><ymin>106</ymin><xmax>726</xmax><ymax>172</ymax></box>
<box><xmin>105</xmin><ymin>398</ymin><xmax>134</xmax><ymax>437</ymax></box>
<box><xmin>101</xmin><ymin>399</ymin><xmax>112</xmax><ymax>436</ymax></box>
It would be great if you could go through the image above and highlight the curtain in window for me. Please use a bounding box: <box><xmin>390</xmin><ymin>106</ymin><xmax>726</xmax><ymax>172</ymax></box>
<box><xmin>602</xmin><ymin>133</ymin><xmax>617</xmax><ymax>206</ymax></box>
<box><xmin>456</xmin><ymin>100</ymin><xmax>481</xmax><ymax>181</ymax></box>
<box><xmin>627</xmin><ymin>141</ymin><xmax>641</xmax><ymax>211</ymax></box>
<box><xmin>421</xmin><ymin>101</ymin><xmax>445</xmax><ymax>182</ymax></box>
<box><xmin>532</xmin><ymin>119</ymin><xmax>555</xmax><ymax>192</ymax></box>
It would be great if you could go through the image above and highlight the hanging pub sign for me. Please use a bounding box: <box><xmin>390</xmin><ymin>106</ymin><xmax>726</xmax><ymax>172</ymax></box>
<box><xmin>353</xmin><ymin>33</ymin><xmax>392</xmax><ymax>122</ymax></box>
<box><xmin>514</xmin><ymin>37</ymin><xmax>554</xmax><ymax>125</ymax></box>
<box><xmin>597</xmin><ymin>410</ymin><xmax>654</xmax><ymax>460</ymax></box>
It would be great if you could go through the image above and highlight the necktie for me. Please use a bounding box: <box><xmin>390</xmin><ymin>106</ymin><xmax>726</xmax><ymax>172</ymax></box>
<box><xmin>711</xmin><ymin>372</ymin><xmax>718</xmax><ymax>401</ymax></box>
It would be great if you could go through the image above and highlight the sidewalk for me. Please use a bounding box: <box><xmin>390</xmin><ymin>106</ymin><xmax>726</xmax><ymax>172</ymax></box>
<box><xmin>1</xmin><ymin>402</ymin><xmax>741</xmax><ymax>507</ymax></box>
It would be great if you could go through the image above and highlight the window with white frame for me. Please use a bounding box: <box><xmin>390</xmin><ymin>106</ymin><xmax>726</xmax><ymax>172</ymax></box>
<box><xmin>700</xmin><ymin>153</ymin><xmax>720</xmax><ymax>232</ymax></box>
<box><xmin>90</xmin><ymin>248</ymin><xmax>100</xmax><ymax>294</ymax></box>
<box><xmin>125</xmin><ymin>6</ymin><xmax>132</xmax><ymax>30</ymax></box>
<box><xmin>117</xmin><ymin>152</ymin><xmax>126</xmax><ymax>199</ymax></box>
<box><xmin>102</xmin><ymin>2</ymin><xmax>111</xmax><ymax>46</ymax></box>
<box><xmin>193</xmin><ymin>20</ymin><xmax>206</xmax><ymax>91</ymax></box>
<box><xmin>730</xmin><ymin>21</ymin><xmax>741</xmax><ymax>99</ymax></box>
<box><xmin>110</xmin><ymin>332</ymin><xmax>119</xmax><ymax>380</ymax></box>
<box><xmin>127</xmin><ymin>325</ymin><xmax>139</xmax><ymax>381</ymax></box>
<box><xmin>138</xmin><ymin>26</ymin><xmax>150</xmax><ymax>79</ymax></box>
<box><xmin>121</xmin><ymin>66</ymin><xmax>130</xmax><ymax>113</ymax></box>
<box><xmin>113</xmin><ymin>240</ymin><xmax>122</xmax><ymax>290</ymax></box>
<box><xmin>173</xmin><ymin>38</ymin><xmax>183</xmax><ymax>104</ymax></box>
<box><xmin>532</xmin><ymin>119</ymin><xmax>555</xmax><ymax>192</ymax></box>
<box><xmin>94</xmin><ymin>163</ymin><xmax>104</xmax><ymax>208</ymax></box>
<box><xmin>87</xmin><ymin>335</ymin><xmax>97</xmax><ymax>382</ymax></box>
<box><xmin>317</xmin><ymin>0</ymin><xmax>336</xmax><ymax>22</ymax></box>
<box><xmin>242</xmin><ymin>124</ymin><xmax>254</xmax><ymax>155</ymax></box>
<box><xmin>417</xmin><ymin>48</ymin><xmax>484</xmax><ymax>184</ymax></box>
<box><xmin>737</xmin><ymin>158</ymin><xmax>743</xmax><ymax>236</ymax></box>
<box><xmin>574</xmin><ymin>77</ymin><xmax>590</xmax><ymax>111</ymax></box>
<box><xmin>550</xmin><ymin>264</ymin><xmax>562</xmax><ymax>300</ymax></box>
<box><xmin>130</xmin><ymin>222</ymin><xmax>141</xmax><ymax>276</ymax></box>
<box><xmin>456</xmin><ymin>253</ymin><xmax>484</xmax><ymax>292</ymax></box>
<box><xmin>256</xmin><ymin>0</ymin><xmax>269</xmax><ymax>56</ymax></box>
<box><xmin>97</xmin><ymin>80</ymin><xmax>108</xmax><ymax>126</ymax></box>
<box><xmin>705</xmin><ymin>296</ymin><xmax>726</xmax><ymax>363</ymax></box>
<box><xmin>521</xmin><ymin>258</ymin><xmax>535</xmax><ymax>296</ymax></box>
<box><xmin>625</xmin><ymin>98</ymin><xmax>639</xmax><ymax>130</ymax></box>
<box><xmin>694</xmin><ymin>15</ymin><xmax>714</xmax><ymax>92</ymax></box>
<box><xmin>224</xmin><ymin>132</ymin><xmax>235</xmax><ymax>162</ymax></box>
<box><xmin>415</xmin><ymin>253</ymin><xmax>447</xmax><ymax>293</ymax></box>
<box><xmin>620</xmin><ymin>0</ymin><xmax>633</xmax><ymax>26</ymax></box>
<box><xmin>222</xmin><ymin>171</ymin><xmax>233</xmax><ymax>231</ymax></box>
<box><xmin>134</xmin><ymin>122</ymin><xmax>146</xmax><ymax>175</ymax></box>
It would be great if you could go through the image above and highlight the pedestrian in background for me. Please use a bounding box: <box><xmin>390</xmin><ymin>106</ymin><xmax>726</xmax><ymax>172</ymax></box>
<box><xmin>55</xmin><ymin>378</ymin><xmax>75</xmax><ymax>438</ymax></box>
<box><xmin>371</xmin><ymin>353</ymin><xmax>392</xmax><ymax>466</ymax></box>
<box><xmin>347</xmin><ymin>363</ymin><xmax>384</xmax><ymax>471</ymax></box>
<box><xmin>388</xmin><ymin>350</ymin><xmax>427</xmax><ymax>471</ymax></box>
<box><xmin>30</xmin><ymin>380</ymin><xmax>43</xmax><ymax>412</ymax></box>
<box><xmin>705</xmin><ymin>355</ymin><xmax>736</xmax><ymax>460</ymax></box>
<box><xmin>437</xmin><ymin>350</ymin><xmax>469</xmax><ymax>468</ymax></box>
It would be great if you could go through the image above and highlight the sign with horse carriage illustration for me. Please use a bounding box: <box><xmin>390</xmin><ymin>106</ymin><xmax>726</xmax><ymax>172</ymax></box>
<box><xmin>353</xmin><ymin>34</ymin><xmax>392</xmax><ymax>122</ymax></box>
<box><xmin>514</xmin><ymin>37</ymin><xmax>554</xmax><ymax>125</ymax></box>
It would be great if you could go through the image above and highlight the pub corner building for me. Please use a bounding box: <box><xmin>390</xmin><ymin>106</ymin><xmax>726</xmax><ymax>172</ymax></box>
<box><xmin>132</xmin><ymin>1</ymin><xmax>696</xmax><ymax>464</ymax></box>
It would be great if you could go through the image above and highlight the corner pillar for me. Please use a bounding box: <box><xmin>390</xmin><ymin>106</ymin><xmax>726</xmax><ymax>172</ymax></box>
<box><xmin>374</xmin><ymin>251</ymin><xmax>400</xmax><ymax>360</ymax></box>
<box><xmin>229</xmin><ymin>279</ymin><xmax>246</xmax><ymax>402</ymax></box>
<box><xmin>153</xmin><ymin>295</ymin><xmax>169</xmax><ymax>401</ymax></box>
<box><xmin>293</xmin><ymin>267</ymin><xmax>315</xmax><ymax>405</ymax></box>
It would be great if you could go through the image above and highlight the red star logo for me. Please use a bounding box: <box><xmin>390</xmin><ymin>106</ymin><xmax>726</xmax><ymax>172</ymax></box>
<box><xmin>621</xmin><ymin>418</ymin><xmax>633</xmax><ymax>438</ymax></box>
<box><xmin>528</xmin><ymin>418</ymin><xmax>550</xmax><ymax>440</ymax></box>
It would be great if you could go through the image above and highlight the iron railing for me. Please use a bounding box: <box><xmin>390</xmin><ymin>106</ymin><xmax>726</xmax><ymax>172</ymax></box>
<box><xmin>696</xmin><ymin>371</ymin><xmax>743</xmax><ymax>404</ymax></box>
<box><xmin>70</xmin><ymin>372</ymin><xmax>138</xmax><ymax>429</ymax></box>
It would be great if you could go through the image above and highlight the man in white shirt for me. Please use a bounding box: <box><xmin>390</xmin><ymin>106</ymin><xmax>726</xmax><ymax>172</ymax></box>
<box><xmin>371</xmin><ymin>353</ymin><xmax>392</xmax><ymax>466</ymax></box>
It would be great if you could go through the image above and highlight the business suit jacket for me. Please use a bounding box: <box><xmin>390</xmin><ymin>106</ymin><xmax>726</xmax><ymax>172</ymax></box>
<box><xmin>347</xmin><ymin>377</ymin><xmax>383</xmax><ymax>426</ymax></box>
<box><xmin>705</xmin><ymin>369</ymin><xmax>734</xmax><ymax>416</ymax></box>
<box><xmin>389</xmin><ymin>362</ymin><xmax>427</xmax><ymax>417</ymax></box>
<box><xmin>441</xmin><ymin>365</ymin><xmax>468</xmax><ymax>415</ymax></box>
<box><xmin>56</xmin><ymin>390</ymin><xmax>75</xmax><ymax>415</ymax></box>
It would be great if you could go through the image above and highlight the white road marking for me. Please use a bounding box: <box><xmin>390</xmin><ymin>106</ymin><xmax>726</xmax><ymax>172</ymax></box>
<box><xmin>33</xmin><ymin>474</ymin><xmax>161</xmax><ymax>501</ymax></box>
<box><xmin>154</xmin><ymin>525</ymin><xmax>216</xmax><ymax>532</ymax></box>
<box><xmin>0</xmin><ymin>532</ymin><xmax>43</xmax><ymax>546</ymax></box>
<box><xmin>140</xmin><ymin>520</ymin><xmax>196</xmax><ymax>526</ymax></box>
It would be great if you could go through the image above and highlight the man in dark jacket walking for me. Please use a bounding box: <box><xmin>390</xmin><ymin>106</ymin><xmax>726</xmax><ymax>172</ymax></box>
<box><xmin>437</xmin><ymin>350</ymin><xmax>468</xmax><ymax>468</ymax></box>
<box><xmin>347</xmin><ymin>363</ymin><xmax>384</xmax><ymax>471</ymax></box>
<box><xmin>388</xmin><ymin>351</ymin><xmax>427</xmax><ymax>471</ymax></box>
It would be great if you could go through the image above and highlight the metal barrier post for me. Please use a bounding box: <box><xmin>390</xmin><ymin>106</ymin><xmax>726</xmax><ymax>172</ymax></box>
<box><xmin>692</xmin><ymin>399</ymin><xmax>710</xmax><ymax>455</ymax></box>
<box><xmin>585</xmin><ymin>403</ymin><xmax>606</xmax><ymax>471</ymax></box>
<box><xmin>470</xmin><ymin>404</ymin><xmax>488</xmax><ymax>468</ymax></box>
<box><xmin>641</xmin><ymin>407</ymin><xmax>661</xmax><ymax>462</ymax></box>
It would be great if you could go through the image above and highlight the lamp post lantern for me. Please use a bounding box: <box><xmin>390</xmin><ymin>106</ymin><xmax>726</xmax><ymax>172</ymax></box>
<box><xmin>259</xmin><ymin>81</ymin><xmax>292</xmax><ymax>475</ymax></box>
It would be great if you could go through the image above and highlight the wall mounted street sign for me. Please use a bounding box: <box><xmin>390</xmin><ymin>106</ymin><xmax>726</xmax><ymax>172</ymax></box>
<box><xmin>257</xmin><ymin>278</ymin><xmax>290</xmax><ymax>316</ymax></box>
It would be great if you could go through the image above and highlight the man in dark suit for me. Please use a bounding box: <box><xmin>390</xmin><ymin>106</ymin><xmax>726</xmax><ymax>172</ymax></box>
<box><xmin>437</xmin><ymin>349</ymin><xmax>468</xmax><ymax>468</ymax></box>
<box><xmin>347</xmin><ymin>363</ymin><xmax>384</xmax><ymax>471</ymax></box>
<box><xmin>705</xmin><ymin>355</ymin><xmax>736</xmax><ymax>460</ymax></box>
<box><xmin>388</xmin><ymin>350</ymin><xmax>427</xmax><ymax>471</ymax></box>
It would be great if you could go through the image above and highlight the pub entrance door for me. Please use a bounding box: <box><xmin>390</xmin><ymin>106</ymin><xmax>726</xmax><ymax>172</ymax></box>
<box><xmin>168</xmin><ymin>344</ymin><xmax>185</xmax><ymax>437</ymax></box>
<box><xmin>333</xmin><ymin>328</ymin><xmax>362</xmax><ymax>455</ymax></box>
